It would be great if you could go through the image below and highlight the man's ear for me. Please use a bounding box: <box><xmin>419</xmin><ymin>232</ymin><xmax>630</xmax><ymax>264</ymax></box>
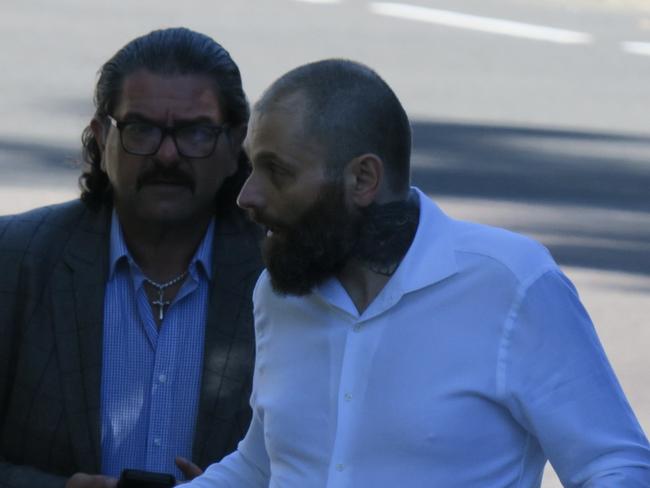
<box><xmin>90</xmin><ymin>115</ymin><xmax>107</xmax><ymax>150</ymax></box>
<box><xmin>344</xmin><ymin>153</ymin><xmax>383</xmax><ymax>208</ymax></box>
<box><xmin>90</xmin><ymin>116</ymin><xmax>108</xmax><ymax>171</ymax></box>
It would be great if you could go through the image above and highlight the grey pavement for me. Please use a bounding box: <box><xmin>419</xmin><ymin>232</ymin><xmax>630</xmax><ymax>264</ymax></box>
<box><xmin>1</xmin><ymin>1</ymin><xmax>649</xmax><ymax>486</ymax></box>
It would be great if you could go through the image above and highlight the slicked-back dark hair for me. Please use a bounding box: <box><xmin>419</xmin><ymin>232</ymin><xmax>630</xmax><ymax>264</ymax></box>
<box><xmin>255</xmin><ymin>59</ymin><xmax>411</xmax><ymax>194</ymax></box>
<box><xmin>79</xmin><ymin>27</ymin><xmax>250</xmax><ymax>219</ymax></box>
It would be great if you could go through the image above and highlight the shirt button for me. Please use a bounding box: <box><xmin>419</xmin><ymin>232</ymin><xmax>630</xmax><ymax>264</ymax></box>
<box><xmin>336</xmin><ymin>463</ymin><xmax>345</xmax><ymax>472</ymax></box>
<box><xmin>158</xmin><ymin>374</ymin><xmax>167</xmax><ymax>383</ymax></box>
<box><xmin>353</xmin><ymin>324</ymin><xmax>361</xmax><ymax>332</ymax></box>
<box><xmin>153</xmin><ymin>438</ymin><xmax>162</xmax><ymax>446</ymax></box>
<box><xmin>344</xmin><ymin>393</ymin><xmax>353</xmax><ymax>401</ymax></box>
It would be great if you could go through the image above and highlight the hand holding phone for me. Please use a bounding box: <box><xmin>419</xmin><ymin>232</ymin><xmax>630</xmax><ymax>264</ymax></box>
<box><xmin>65</xmin><ymin>473</ymin><xmax>118</xmax><ymax>488</ymax></box>
<box><xmin>117</xmin><ymin>469</ymin><xmax>176</xmax><ymax>488</ymax></box>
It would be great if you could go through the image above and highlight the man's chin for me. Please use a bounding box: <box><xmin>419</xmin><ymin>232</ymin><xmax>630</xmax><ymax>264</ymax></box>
<box><xmin>268</xmin><ymin>280</ymin><xmax>314</xmax><ymax>296</ymax></box>
<box><xmin>262</xmin><ymin>242</ymin><xmax>318</xmax><ymax>296</ymax></box>
<box><xmin>140</xmin><ymin>181</ymin><xmax>193</xmax><ymax>192</ymax></box>
<box><xmin>266</xmin><ymin>270</ymin><xmax>324</xmax><ymax>297</ymax></box>
<box><xmin>130</xmin><ymin>202</ymin><xmax>210</xmax><ymax>227</ymax></box>
<box><xmin>263</xmin><ymin>246</ymin><xmax>343</xmax><ymax>297</ymax></box>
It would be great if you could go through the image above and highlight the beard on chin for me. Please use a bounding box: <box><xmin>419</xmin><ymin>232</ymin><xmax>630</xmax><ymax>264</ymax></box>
<box><xmin>261</xmin><ymin>180</ymin><xmax>360</xmax><ymax>296</ymax></box>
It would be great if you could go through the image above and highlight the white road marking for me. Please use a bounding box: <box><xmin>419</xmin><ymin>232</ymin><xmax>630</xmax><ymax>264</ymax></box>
<box><xmin>370</xmin><ymin>2</ymin><xmax>593</xmax><ymax>45</ymax></box>
<box><xmin>295</xmin><ymin>0</ymin><xmax>341</xmax><ymax>4</ymax></box>
<box><xmin>621</xmin><ymin>41</ymin><xmax>650</xmax><ymax>57</ymax></box>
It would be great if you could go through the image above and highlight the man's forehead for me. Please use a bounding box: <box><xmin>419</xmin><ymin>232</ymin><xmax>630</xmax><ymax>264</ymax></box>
<box><xmin>245</xmin><ymin>105</ymin><xmax>305</xmax><ymax>151</ymax></box>
<box><xmin>250</xmin><ymin>91</ymin><xmax>310</xmax><ymax>132</ymax></box>
<box><xmin>244</xmin><ymin>109</ymin><xmax>330</xmax><ymax>173</ymax></box>
<box><xmin>114</xmin><ymin>70</ymin><xmax>223</xmax><ymax>121</ymax></box>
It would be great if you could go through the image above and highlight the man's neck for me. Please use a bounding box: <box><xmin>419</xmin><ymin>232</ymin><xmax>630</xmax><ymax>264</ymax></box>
<box><xmin>336</xmin><ymin>259</ymin><xmax>392</xmax><ymax>315</ymax></box>
<box><xmin>336</xmin><ymin>191</ymin><xmax>420</xmax><ymax>313</ymax></box>
<box><xmin>116</xmin><ymin>210</ymin><xmax>213</xmax><ymax>282</ymax></box>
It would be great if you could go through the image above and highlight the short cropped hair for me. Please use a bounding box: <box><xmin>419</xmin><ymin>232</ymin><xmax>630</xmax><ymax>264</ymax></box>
<box><xmin>255</xmin><ymin>59</ymin><xmax>411</xmax><ymax>193</ymax></box>
<box><xmin>79</xmin><ymin>27</ymin><xmax>249</xmax><ymax>218</ymax></box>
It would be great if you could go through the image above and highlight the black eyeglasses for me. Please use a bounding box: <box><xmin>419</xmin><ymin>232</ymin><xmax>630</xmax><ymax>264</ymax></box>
<box><xmin>107</xmin><ymin>115</ymin><xmax>227</xmax><ymax>159</ymax></box>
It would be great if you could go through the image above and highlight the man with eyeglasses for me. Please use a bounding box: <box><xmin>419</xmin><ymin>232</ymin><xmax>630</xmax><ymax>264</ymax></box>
<box><xmin>0</xmin><ymin>28</ymin><xmax>262</xmax><ymax>488</ymax></box>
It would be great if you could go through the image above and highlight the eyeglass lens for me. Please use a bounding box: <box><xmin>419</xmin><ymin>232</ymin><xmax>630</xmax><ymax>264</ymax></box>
<box><xmin>120</xmin><ymin>122</ymin><xmax>219</xmax><ymax>158</ymax></box>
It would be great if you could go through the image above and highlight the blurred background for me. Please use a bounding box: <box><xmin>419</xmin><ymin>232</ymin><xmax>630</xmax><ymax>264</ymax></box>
<box><xmin>1</xmin><ymin>0</ymin><xmax>649</xmax><ymax>485</ymax></box>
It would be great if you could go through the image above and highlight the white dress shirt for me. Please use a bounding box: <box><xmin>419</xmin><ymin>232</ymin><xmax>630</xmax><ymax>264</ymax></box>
<box><xmin>188</xmin><ymin>188</ymin><xmax>650</xmax><ymax>487</ymax></box>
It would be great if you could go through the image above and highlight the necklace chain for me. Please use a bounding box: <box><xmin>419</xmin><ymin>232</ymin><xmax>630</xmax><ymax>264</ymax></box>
<box><xmin>144</xmin><ymin>270</ymin><xmax>189</xmax><ymax>321</ymax></box>
<box><xmin>144</xmin><ymin>271</ymin><xmax>188</xmax><ymax>290</ymax></box>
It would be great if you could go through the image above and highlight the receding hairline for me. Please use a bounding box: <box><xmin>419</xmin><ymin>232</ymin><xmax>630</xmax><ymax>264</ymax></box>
<box><xmin>247</xmin><ymin>90</ymin><xmax>329</xmax><ymax>161</ymax></box>
<box><xmin>250</xmin><ymin>89</ymin><xmax>321</xmax><ymax>145</ymax></box>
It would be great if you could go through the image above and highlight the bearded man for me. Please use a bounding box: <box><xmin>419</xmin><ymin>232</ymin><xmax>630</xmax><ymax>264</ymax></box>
<box><xmin>193</xmin><ymin>59</ymin><xmax>649</xmax><ymax>487</ymax></box>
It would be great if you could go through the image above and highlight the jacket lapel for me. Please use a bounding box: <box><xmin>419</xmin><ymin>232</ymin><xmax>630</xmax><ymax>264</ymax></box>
<box><xmin>52</xmin><ymin>203</ymin><xmax>110</xmax><ymax>473</ymax></box>
<box><xmin>193</xmin><ymin>217</ymin><xmax>262</xmax><ymax>466</ymax></box>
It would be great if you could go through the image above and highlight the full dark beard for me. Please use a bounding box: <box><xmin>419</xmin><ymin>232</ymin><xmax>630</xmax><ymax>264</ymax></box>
<box><xmin>262</xmin><ymin>181</ymin><xmax>360</xmax><ymax>296</ymax></box>
<box><xmin>260</xmin><ymin>185</ymin><xmax>420</xmax><ymax>296</ymax></box>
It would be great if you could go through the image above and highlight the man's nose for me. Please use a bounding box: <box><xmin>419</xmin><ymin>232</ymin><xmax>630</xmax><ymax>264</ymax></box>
<box><xmin>237</xmin><ymin>173</ymin><xmax>265</xmax><ymax>210</ymax></box>
<box><xmin>155</xmin><ymin>134</ymin><xmax>180</xmax><ymax>164</ymax></box>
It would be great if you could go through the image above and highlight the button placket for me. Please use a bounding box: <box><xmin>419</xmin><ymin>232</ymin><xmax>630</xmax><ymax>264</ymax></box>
<box><xmin>147</xmin><ymin>325</ymin><xmax>175</xmax><ymax>468</ymax></box>
<box><xmin>327</xmin><ymin>318</ymin><xmax>370</xmax><ymax>485</ymax></box>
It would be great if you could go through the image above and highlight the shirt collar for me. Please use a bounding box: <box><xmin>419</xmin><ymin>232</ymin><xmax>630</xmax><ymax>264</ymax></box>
<box><xmin>108</xmin><ymin>210</ymin><xmax>130</xmax><ymax>279</ymax></box>
<box><xmin>108</xmin><ymin>210</ymin><xmax>216</xmax><ymax>281</ymax></box>
<box><xmin>390</xmin><ymin>187</ymin><xmax>459</xmax><ymax>295</ymax></box>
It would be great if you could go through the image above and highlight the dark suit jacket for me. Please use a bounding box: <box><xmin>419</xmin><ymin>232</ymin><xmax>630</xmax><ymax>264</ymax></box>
<box><xmin>0</xmin><ymin>200</ymin><xmax>263</xmax><ymax>488</ymax></box>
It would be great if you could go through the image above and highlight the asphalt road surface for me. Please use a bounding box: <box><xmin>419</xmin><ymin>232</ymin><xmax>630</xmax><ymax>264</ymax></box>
<box><xmin>1</xmin><ymin>1</ymin><xmax>649</xmax><ymax>486</ymax></box>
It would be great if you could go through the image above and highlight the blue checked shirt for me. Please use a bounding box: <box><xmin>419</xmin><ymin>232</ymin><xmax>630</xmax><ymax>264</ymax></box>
<box><xmin>101</xmin><ymin>212</ymin><xmax>214</xmax><ymax>480</ymax></box>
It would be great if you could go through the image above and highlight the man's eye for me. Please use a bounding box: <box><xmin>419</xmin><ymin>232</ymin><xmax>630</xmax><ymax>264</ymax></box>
<box><xmin>268</xmin><ymin>163</ymin><xmax>289</xmax><ymax>175</ymax></box>
<box><xmin>125</xmin><ymin>122</ymin><xmax>158</xmax><ymax>137</ymax></box>
<box><xmin>178</xmin><ymin>126</ymin><xmax>214</xmax><ymax>144</ymax></box>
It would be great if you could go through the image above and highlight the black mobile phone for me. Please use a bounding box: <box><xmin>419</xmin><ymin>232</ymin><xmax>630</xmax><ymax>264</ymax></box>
<box><xmin>117</xmin><ymin>469</ymin><xmax>176</xmax><ymax>488</ymax></box>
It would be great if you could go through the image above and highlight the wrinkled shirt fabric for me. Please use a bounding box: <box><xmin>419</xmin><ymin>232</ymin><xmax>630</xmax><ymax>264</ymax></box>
<box><xmin>188</xmin><ymin>188</ymin><xmax>650</xmax><ymax>487</ymax></box>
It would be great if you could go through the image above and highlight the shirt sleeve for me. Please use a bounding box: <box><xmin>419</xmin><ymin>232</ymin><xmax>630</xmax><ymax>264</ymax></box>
<box><xmin>184</xmin><ymin>405</ymin><xmax>270</xmax><ymax>488</ymax></box>
<box><xmin>502</xmin><ymin>269</ymin><xmax>650</xmax><ymax>487</ymax></box>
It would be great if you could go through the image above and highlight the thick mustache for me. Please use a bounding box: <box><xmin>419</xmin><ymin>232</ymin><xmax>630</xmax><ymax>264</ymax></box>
<box><xmin>136</xmin><ymin>169</ymin><xmax>195</xmax><ymax>191</ymax></box>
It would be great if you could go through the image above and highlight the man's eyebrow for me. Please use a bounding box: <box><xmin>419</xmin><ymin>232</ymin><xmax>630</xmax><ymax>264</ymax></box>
<box><xmin>119</xmin><ymin>112</ymin><xmax>154</xmax><ymax>123</ymax></box>
<box><xmin>119</xmin><ymin>112</ymin><xmax>221</xmax><ymax>126</ymax></box>
<box><xmin>173</xmin><ymin>115</ymin><xmax>222</xmax><ymax>126</ymax></box>
<box><xmin>252</xmin><ymin>150</ymin><xmax>293</xmax><ymax>167</ymax></box>
<box><xmin>250</xmin><ymin>151</ymin><xmax>298</xmax><ymax>175</ymax></box>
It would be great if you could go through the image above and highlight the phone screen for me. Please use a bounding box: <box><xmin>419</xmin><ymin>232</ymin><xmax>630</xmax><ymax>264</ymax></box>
<box><xmin>117</xmin><ymin>469</ymin><xmax>176</xmax><ymax>488</ymax></box>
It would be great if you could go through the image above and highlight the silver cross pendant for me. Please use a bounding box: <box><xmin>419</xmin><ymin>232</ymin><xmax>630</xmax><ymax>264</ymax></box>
<box><xmin>152</xmin><ymin>288</ymin><xmax>171</xmax><ymax>321</ymax></box>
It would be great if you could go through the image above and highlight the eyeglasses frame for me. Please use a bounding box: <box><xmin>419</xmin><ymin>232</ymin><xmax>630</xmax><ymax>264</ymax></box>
<box><xmin>106</xmin><ymin>115</ymin><xmax>227</xmax><ymax>159</ymax></box>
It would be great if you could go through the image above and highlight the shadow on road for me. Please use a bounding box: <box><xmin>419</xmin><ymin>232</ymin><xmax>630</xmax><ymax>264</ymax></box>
<box><xmin>411</xmin><ymin>121</ymin><xmax>650</xmax><ymax>211</ymax></box>
<box><xmin>0</xmin><ymin>137</ymin><xmax>80</xmax><ymax>172</ymax></box>
<box><xmin>0</xmin><ymin>121</ymin><xmax>649</xmax><ymax>276</ymax></box>
<box><xmin>411</xmin><ymin>121</ymin><xmax>650</xmax><ymax>276</ymax></box>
